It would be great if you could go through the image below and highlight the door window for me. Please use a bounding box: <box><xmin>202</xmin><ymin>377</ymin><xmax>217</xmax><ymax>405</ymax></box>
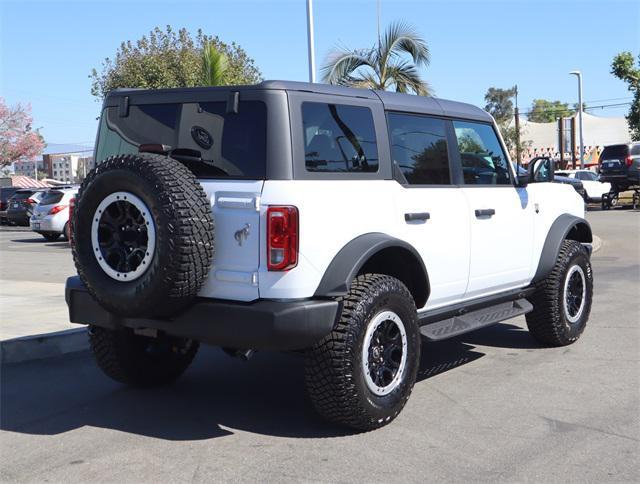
<box><xmin>453</xmin><ymin>121</ymin><xmax>511</xmax><ymax>185</ymax></box>
<box><xmin>388</xmin><ymin>113</ymin><xmax>450</xmax><ymax>185</ymax></box>
<box><xmin>302</xmin><ymin>102</ymin><xmax>378</xmax><ymax>173</ymax></box>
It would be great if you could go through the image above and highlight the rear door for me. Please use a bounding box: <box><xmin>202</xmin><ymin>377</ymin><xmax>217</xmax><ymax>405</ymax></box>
<box><xmin>452</xmin><ymin>120</ymin><xmax>534</xmax><ymax>299</ymax></box>
<box><xmin>600</xmin><ymin>145</ymin><xmax>629</xmax><ymax>176</ymax></box>
<box><xmin>389</xmin><ymin>112</ymin><xmax>470</xmax><ymax>310</ymax></box>
<box><xmin>95</xmin><ymin>90</ymin><xmax>278</xmax><ymax>302</ymax></box>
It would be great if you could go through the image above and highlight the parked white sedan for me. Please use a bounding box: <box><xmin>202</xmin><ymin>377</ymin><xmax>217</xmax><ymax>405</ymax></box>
<box><xmin>30</xmin><ymin>187</ymin><xmax>78</xmax><ymax>241</ymax></box>
<box><xmin>555</xmin><ymin>169</ymin><xmax>611</xmax><ymax>202</ymax></box>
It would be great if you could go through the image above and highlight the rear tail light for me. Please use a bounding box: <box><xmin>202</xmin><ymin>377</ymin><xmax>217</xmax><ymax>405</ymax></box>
<box><xmin>48</xmin><ymin>205</ymin><xmax>67</xmax><ymax>215</ymax></box>
<box><xmin>68</xmin><ymin>197</ymin><xmax>75</xmax><ymax>245</ymax></box>
<box><xmin>625</xmin><ymin>155</ymin><xmax>633</xmax><ymax>167</ymax></box>
<box><xmin>0</xmin><ymin>201</ymin><xmax>5</xmax><ymax>210</ymax></box>
<box><xmin>267</xmin><ymin>206</ymin><xmax>298</xmax><ymax>271</ymax></box>
<box><xmin>26</xmin><ymin>198</ymin><xmax>37</xmax><ymax>204</ymax></box>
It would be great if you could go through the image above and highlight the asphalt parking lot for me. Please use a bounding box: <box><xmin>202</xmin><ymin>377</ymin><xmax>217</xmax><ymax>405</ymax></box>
<box><xmin>1</xmin><ymin>210</ymin><xmax>639</xmax><ymax>482</ymax></box>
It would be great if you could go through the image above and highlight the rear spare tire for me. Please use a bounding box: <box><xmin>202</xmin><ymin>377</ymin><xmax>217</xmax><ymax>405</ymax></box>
<box><xmin>72</xmin><ymin>153</ymin><xmax>214</xmax><ymax>317</ymax></box>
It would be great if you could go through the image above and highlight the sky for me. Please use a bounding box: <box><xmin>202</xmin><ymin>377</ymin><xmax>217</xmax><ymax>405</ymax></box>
<box><xmin>1</xmin><ymin>0</ymin><xmax>638</xmax><ymax>145</ymax></box>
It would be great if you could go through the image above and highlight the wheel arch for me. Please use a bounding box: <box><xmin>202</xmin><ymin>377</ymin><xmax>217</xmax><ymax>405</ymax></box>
<box><xmin>313</xmin><ymin>233</ymin><xmax>430</xmax><ymax>308</ymax></box>
<box><xmin>532</xmin><ymin>214</ymin><xmax>592</xmax><ymax>284</ymax></box>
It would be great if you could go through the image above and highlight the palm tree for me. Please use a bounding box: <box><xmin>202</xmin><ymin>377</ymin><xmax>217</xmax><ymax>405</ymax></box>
<box><xmin>201</xmin><ymin>42</ymin><xmax>228</xmax><ymax>86</ymax></box>
<box><xmin>321</xmin><ymin>22</ymin><xmax>431</xmax><ymax>95</ymax></box>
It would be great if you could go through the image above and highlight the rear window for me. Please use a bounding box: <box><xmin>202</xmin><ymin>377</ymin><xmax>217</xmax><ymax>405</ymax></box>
<box><xmin>95</xmin><ymin>101</ymin><xmax>267</xmax><ymax>179</ymax></box>
<box><xmin>302</xmin><ymin>102</ymin><xmax>378</xmax><ymax>173</ymax></box>
<box><xmin>601</xmin><ymin>145</ymin><xmax>629</xmax><ymax>160</ymax></box>
<box><xmin>11</xmin><ymin>191</ymin><xmax>34</xmax><ymax>200</ymax></box>
<box><xmin>39</xmin><ymin>191</ymin><xmax>64</xmax><ymax>205</ymax></box>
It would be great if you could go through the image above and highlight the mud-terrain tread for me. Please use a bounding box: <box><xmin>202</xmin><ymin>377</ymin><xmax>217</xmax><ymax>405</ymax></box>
<box><xmin>305</xmin><ymin>274</ymin><xmax>419</xmax><ymax>430</ymax></box>
<box><xmin>89</xmin><ymin>326</ymin><xmax>199</xmax><ymax>386</ymax></box>
<box><xmin>526</xmin><ymin>240</ymin><xmax>592</xmax><ymax>346</ymax></box>
<box><xmin>72</xmin><ymin>153</ymin><xmax>214</xmax><ymax>317</ymax></box>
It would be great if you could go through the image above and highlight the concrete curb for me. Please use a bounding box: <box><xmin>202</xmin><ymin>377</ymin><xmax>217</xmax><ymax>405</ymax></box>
<box><xmin>0</xmin><ymin>235</ymin><xmax>605</xmax><ymax>365</ymax></box>
<box><xmin>1</xmin><ymin>327</ymin><xmax>88</xmax><ymax>364</ymax></box>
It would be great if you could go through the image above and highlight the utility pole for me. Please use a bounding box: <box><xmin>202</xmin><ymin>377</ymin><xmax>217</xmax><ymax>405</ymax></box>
<box><xmin>569</xmin><ymin>71</ymin><xmax>584</xmax><ymax>168</ymax></box>
<box><xmin>306</xmin><ymin>0</ymin><xmax>316</xmax><ymax>83</ymax></box>
<box><xmin>514</xmin><ymin>85</ymin><xmax>521</xmax><ymax>167</ymax></box>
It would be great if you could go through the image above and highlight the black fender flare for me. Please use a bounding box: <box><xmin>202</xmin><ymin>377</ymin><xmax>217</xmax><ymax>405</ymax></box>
<box><xmin>532</xmin><ymin>214</ymin><xmax>593</xmax><ymax>283</ymax></box>
<box><xmin>313</xmin><ymin>233</ymin><xmax>430</xmax><ymax>301</ymax></box>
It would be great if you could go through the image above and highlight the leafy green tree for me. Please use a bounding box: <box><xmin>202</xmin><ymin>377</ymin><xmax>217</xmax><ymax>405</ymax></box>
<box><xmin>484</xmin><ymin>86</ymin><xmax>516</xmax><ymax>124</ymax></box>
<box><xmin>527</xmin><ymin>99</ymin><xmax>574</xmax><ymax>123</ymax></box>
<box><xmin>483</xmin><ymin>86</ymin><xmax>530</xmax><ymax>156</ymax></box>
<box><xmin>90</xmin><ymin>26</ymin><xmax>262</xmax><ymax>99</ymax></box>
<box><xmin>322</xmin><ymin>22</ymin><xmax>431</xmax><ymax>95</ymax></box>
<box><xmin>611</xmin><ymin>51</ymin><xmax>640</xmax><ymax>141</ymax></box>
<box><xmin>202</xmin><ymin>42</ymin><xmax>229</xmax><ymax>87</ymax></box>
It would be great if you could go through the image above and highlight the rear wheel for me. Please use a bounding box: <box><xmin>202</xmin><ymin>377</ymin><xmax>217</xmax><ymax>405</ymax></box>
<box><xmin>526</xmin><ymin>240</ymin><xmax>593</xmax><ymax>346</ymax></box>
<box><xmin>305</xmin><ymin>274</ymin><xmax>421</xmax><ymax>431</ymax></box>
<box><xmin>89</xmin><ymin>326</ymin><xmax>199</xmax><ymax>386</ymax></box>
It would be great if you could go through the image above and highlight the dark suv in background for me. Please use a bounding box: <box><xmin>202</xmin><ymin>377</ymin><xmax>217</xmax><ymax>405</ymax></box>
<box><xmin>599</xmin><ymin>143</ymin><xmax>640</xmax><ymax>190</ymax></box>
<box><xmin>0</xmin><ymin>187</ymin><xmax>21</xmax><ymax>224</ymax></box>
<box><xmin>6</xmin><ymin>189</ymin><xmax>48</xmax><ymax>226</ymax></box>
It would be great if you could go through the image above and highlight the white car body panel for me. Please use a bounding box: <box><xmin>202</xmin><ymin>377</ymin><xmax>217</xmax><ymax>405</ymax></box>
<box><xmin>30</xmin><ymin>189</ymin><xmax>77</xmax><ymax>234</ymax></box>
<box><xmin>557</xmin><ymin>170</ymin><xmax>611</xmax><ymax>201</ymax></box>
<box><xmin>197</xmin><ymin>176</ymin><xmax>586</xmax><ymax>308</ymax></box>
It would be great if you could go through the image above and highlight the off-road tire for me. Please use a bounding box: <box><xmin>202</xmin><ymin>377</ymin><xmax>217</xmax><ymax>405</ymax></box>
<box><xmin>304</xmin><ymin>274</ymin><xmax>421</xmax><ymax>431</ymax></box>
<box><xmin>89</xmin><ymin>326</ymin><xmax>199</xmax><ymax>386</ymax></box>
<box><xmin>72</xmin><ymin>153</ymin><xmax>214</xmax><ymax>317</ymax></box>
<box><xmin>526</xmin><ymin>240</ymin><xmax>593</xmax><ymax>346</ymax></box>
<box><xmin>42</xmin><ymin>233</ymin><xmax>60</xmax><ymax>242</ymax></box>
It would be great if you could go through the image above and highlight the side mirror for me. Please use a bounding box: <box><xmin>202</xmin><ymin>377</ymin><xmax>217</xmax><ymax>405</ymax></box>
<box><xmin>528</xmin><ymin>156</ymin><xmax>555</xmax><ymax>183</ymax></box>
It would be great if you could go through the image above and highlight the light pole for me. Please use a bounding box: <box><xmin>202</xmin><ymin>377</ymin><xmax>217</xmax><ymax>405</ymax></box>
<box><xmin>569</xmin><ymin>71</ymin><xmax>584</xmax><ymax>168</ymax></box>
<box><xmin>306</xmin><ymin>0</ymin><xmax>316</xmax><ymax>83</ymax></box>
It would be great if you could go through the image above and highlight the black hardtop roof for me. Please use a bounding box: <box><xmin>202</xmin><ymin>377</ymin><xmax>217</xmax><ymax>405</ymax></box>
<box><xmin>106</xmin><ymin>80</ymin><xmax>492</xmax><ymax>122</ymax></box>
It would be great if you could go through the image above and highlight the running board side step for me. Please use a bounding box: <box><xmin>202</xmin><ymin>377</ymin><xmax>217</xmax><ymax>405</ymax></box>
<box><xmin>419</xmin><ymin>298</ymin><xmax>533</xmax><ymax>342</ymax></box>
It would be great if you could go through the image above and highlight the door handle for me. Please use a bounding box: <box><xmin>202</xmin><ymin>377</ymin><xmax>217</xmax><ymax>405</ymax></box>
<box><xmin>475</xmin><ymin>208</ymin><xmax>495</xmax><ymax>218</ymax></box>
<box><xmin>405</xmin><ymin>212</ymin><xmax>431</xmax><ymax>222</ymax></box>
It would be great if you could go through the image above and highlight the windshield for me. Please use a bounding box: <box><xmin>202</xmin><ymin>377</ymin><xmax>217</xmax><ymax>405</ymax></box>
<box><xmin>95</xmin><ymin>101</ymin><xmax>267</xmax><ymax>179</ymax></box>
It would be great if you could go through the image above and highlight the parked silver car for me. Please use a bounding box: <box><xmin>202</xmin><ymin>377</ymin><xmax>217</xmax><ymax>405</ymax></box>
<box><xmin>30</xmin><ymin>187</ymin><xmax>78</xmax><ymax>241</ymax></box>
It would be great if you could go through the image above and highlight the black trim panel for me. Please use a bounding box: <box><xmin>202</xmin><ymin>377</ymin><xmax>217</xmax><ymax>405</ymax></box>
<box><xmin>313</xmin><ymin>233</ymin><xmax>429</xmax><ymax>298</ymax></box>
<box><xmin>66</xmin><ymin>277</ymin><xmax>339</xmax><ymax>351</ymax></box>
<box><xmin>532</xmin><ymin>214</ymin><xmax>592</xmax><ymax>283</ymax></box>
<box><xmin>418</xmin><ymin>286</ymin><xmax>536</xmax><ymax>325</ymax></box>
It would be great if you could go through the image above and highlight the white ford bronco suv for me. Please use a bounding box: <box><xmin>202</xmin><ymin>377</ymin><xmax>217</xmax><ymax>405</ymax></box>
<box><xmin>66</xmin><ymin>81</ymin><xmax>593</xmax><ymax>430</ymax></box>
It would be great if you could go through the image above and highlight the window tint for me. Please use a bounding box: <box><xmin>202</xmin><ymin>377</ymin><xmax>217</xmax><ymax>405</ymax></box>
<box><xmin>95</xmin><ymin>101</ymin><xmax>267</xmax><ymax>179</ymax></box>
<box><xmin>11</xmin><ymin>191</ymin><xmax>34</xmax><ymax>200</ymax></box>
<box><xmin>453</xmin><ymin>121</ymin><xmax>511</xmax><ymax>185</ymax></box>
<box><xmin>388</xmin><ymin>113</ymin><xmax>450</xmax><ymax>184</ymax></box>
<box><xmin>40</xmin><ymin>191</ymin><xmax>64</xmax><ymax>205</ymax></box>
<box><xmin>303</xmin><ymin>102</ymin><xmax>378</xmax><ymax>173</ymax></box>
<box><xmin>600</xmin><ymin>145</ymin><xmax>628</xmax><ymax>160</ymax></box>
<box><xmin>630</xmin><ymin>144</ymin><xmax>640</xmax><ymax>155</ymax></box>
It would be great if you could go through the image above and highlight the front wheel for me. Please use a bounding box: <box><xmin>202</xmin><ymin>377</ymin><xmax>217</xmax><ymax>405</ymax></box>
<box><xmin>89</xmin><ymin>326</ymin><xmax>199</xmax><ymax>386</ymax></box>
<box><xmin>526</xmin><ymin>240</ymin><xmax>593</xmax><ymax>346</ymax></box>
<box><xmin>304</xmin><ymin>274</ymin><xmax>421</xmax><ymax>431</ymax></box>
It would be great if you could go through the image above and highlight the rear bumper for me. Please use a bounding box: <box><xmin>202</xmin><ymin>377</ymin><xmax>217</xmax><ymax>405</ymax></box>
<box><xmin>6</xmin><ymin>211</ymin><xmax>30</xmax><ymax>225</ymax></box>
<box><xmin>65</xmin><ymin>276</ymin><xmax>339</xmax><ymax>351</ymax></box>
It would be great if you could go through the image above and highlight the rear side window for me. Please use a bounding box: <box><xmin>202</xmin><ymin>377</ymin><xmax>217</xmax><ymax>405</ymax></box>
<box><xmin>600</xmin><ymin>145</ymin><xmax>629</xmax><ymax>160</ymax></box>
<box><xmin>302</xmin><ymin>102</ymin><xmax>378</xmax><ymax>173</ymax></box>
<box><xmin>388</xmin><ymin>113</ymin><xmax>450</xmax><ymax>185</ymax></box>
<box><xmin>11</xmin><ymin>191</ymin><xmax>34</xmax><ymax>200</ymax></box>
<box><xmin>631</xmin><ymin>144</ymin><xmax>640</xmax><ymax>155</ymax></box>
<box><xmin>453</xmin><ymin>121</ymin><xmax>511</xmax><ymax>185</ymax></box>
<box><xmin>40</xmin><ymin>191</ymin><xmax>64</xmax><ymax>205</ymax></box>
<box><xmin>95</xmin><ymin>101</ymin><xmax>267</xmax><ymax>179</ymax></box>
